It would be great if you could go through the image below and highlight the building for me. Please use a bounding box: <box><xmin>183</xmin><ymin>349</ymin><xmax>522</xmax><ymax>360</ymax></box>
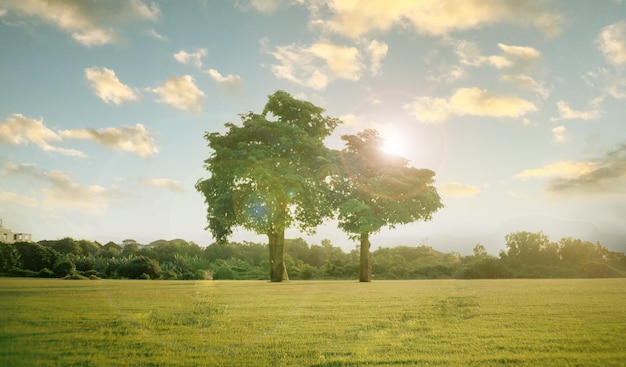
<box><xmin>0</xmin><ymin>219</ymin><xmax>32</xmax><ymax>244</ymax></box>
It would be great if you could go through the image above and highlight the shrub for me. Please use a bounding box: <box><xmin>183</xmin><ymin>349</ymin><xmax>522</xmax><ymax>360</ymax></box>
<box><xmin>53</xmin><ymin>260</ymin><xmax>76</xmax><ymax>278</ymax></box>
<box><xmin>38</xmin><ymin>268</ymin><xmax>54</xmax><ymax>278</ymax></box>
<box><xmin>118</xmin><ymin>256</ymin><xmax>161</xmax><ymax>279</ymax></box>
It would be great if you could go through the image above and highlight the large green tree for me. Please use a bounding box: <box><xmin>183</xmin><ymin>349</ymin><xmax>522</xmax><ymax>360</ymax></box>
<box><xmin>333</xmin><ymin>130</ymin><xmax>443</xmax><ymax>282</ymax></box>
<box><xmin>196</xmin><ymin>91</ymin><xmax>340</xmax><ymax>281</ymax></box>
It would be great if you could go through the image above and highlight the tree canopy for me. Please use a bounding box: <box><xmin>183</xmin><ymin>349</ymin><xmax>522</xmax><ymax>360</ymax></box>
<box><xmin>195</xmin><ymin>90</ymin><xmax>340</xmax><ymax>281</ymax></box>
<box><xmin>333</xmin><ymin>129</ymin><xmax>444</xmax><ymax>281</ymax></box>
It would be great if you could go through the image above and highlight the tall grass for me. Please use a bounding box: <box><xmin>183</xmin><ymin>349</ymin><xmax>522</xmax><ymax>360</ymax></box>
<box><xmin>1</xmin><ymin>278</ymin><xmax>624</xmax><ymax>366</ymax></box>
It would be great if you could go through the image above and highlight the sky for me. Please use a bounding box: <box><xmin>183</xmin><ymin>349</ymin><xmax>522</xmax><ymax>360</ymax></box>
<box><xmin>1</xmin><ymin>0</ymin><xmax>625</xmax><ymax>255</ymax></box>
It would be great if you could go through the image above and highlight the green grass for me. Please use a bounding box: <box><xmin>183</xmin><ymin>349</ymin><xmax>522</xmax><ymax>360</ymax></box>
<box><xmin>1</xmin><ymin>278</ymin><xmax>625</xmax><ymax>366</ymax></box>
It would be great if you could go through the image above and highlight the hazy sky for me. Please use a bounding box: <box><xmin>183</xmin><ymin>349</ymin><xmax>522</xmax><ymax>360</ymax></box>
<box><xmin>1</xmin><ymin>0</ymin><xmax>625</xmax><ymax>254</ymax></box>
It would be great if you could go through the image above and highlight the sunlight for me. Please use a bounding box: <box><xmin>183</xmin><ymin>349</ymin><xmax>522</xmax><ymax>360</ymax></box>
<box><xmin>380</xmin><ymin>133</ymin><xmax>408</xmax><ymax>157</ymax></box>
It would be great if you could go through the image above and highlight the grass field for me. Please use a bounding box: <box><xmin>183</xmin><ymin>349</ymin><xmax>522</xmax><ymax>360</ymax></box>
<box><xmin>1</xmin><ymin>278</ymin><xmax>625</xmax><ymax>366</ymax></box>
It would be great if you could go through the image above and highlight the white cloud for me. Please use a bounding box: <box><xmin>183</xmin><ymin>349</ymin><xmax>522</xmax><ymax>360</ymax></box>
<box><xmin>237</xmin><ymin>0</ymin><xmax>289</xmax><ymax>13</ymax></box>
<box><xmin>41</xmin><ymin>170</ymin><xmax>119</xmax><ymax>213</ymax></box>
<box><xmin>61</xmin><ymin>124</ymin><xmax>158</xmax><ymax>158</ymax></box>
<box><xmin>316</xmin><ymin>0</ymin><xmax>562</xmax><ymax>38</ymax></box>
<box><xmin>550</xmin><ymin>101</ymin><xmax>602</xmax><ymax>121</ymax></box>
<box><xmin>4</xmin><ymin>162</ymin><xmax>119</xmax><ymax>213</ymax></box>
<box><xmin>0</xmin><ymin>0</ymin><xmax>160</xmax><ymax>46</ymax></box>
<box><xmin>405</xmin><ymin>88</ymin><xmax>536</xmax><ymax>123</ymax></box>
<box><xmin>146</xmin><ymin>28</ymin><xmax>167</xmax><ymax>41</ymax></box>
<box><xmin>514</xmin><ymin>145</ymin><xmax>626</xmax><ymax>195</ymax></box>
<box><xmin>0</xmin><ymin>114</ymin><xmax>85</xmax><ymax>157</ymax></box>
<box><xmin>365</xmin><ymin>39</ymin><xmax>388</xmax><ymax>75</ymax></box>
<box><xmin>456</xmin><ymin>41</ymin><xmax>540</xmax><ymax>71</ymax></box>
<box><xmin>173</xmin><ymin>48</ymin><xmax>207</xmax><ymax>68</ymax></box>
<box><xmin>500</xmin><ymin>74</ymin><xmax>550</xmax><ymax>99</ymax></box>
<box><xmin>403</xmin><ymin>97</ymin><xmax>452</xmax><ymax>124</ymax></box>
<box><xmin>140</xmin><ymin>178</ymin><xmax>184</xmax><ymax>192</ymax></box>
<box><xmin>85</xmin><ymin>67</ymin><xmax>137</xmax><ymax>105</ymax></box>
<box><xmin>205</xmin><ymin>69</ymin><xmax>242</xmax><ymax>93</ymax></box>
<box><xmin>150</xmin><ymin>75</ymin><xmax>204</xmax><ymax>113</ymax></box>
<box><xmin>450</xmin><ymin>87</ymin><xmax>537</xmax><ymax>118</ymax></box>
<box><xmin>596</xmin><ymin>21</ymin><xmax>626</xmax><ymax>66</ymax></box>
<box><xmin>427</xmin><ymin>65</ymin><xmax>465</xmax><ymax>84</ymax></box>
<box><xmin>552</xmin><ymin>125</ymin><xmax>567</xmax><ymax>143</ymax></box>
<box><xmin>0</xmin><ymin>190</ymin><xmax>38</xmax><ymax>207</ymax></box>
<box><xmin>514</xmin><ymin>161</ymin><xmax>598</xmax><ymax>180</ymax></box>
<box><xmin>267</xmin><ymin>39</ymin><xmax>365</xmax><ymax>90</ymax></box>
<box><xmin>0</xmin><ymin>9</ymin><xmax>7</xmax><ymax>17</ymax></box>
<box><xmin>439</xmin><ymin>182</ymin><xmax>480</xmax><ymax>197</ymax></box>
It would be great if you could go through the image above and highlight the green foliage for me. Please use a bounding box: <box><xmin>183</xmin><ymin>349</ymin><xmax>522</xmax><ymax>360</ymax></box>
<box><xmin>0</xmin><ymin>243</ymin><xmax>20</xmax><ymax>273</ymax></box>
<box><xmin>118</xmin><ymin>256</ymin><xmax>161</xmax><ymax>279</ymax></box>
<box><xmin>196</xmin><ymin>91</ymin><xmax>340</xmax><ymax>281</ymax></box>
<box><xmin>333</xmin><ymin>129</ymin><xmax>444</xmax><ymax>281</ymax></box>
<box><xmin>53</xmin><ymin>259</ymin><xmax>76</xmax><ymax>278</ymax></box>
<box><xmin>0</xmin><ymin>232</ymin><xmax>623</xmax><ymax>280</ymax></box>
<box><xmin>13</xmin><ymin>242</ymin><xmax>58</xmax><ymax>272</ymax></box>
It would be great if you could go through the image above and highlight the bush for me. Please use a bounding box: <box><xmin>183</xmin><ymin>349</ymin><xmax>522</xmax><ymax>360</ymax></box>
<box><xmin>8</xmin><ymin>267</ymin><xmax>38</xmax><ymax>277</ymax></box>
<box><xmin>38</xmin><ymin>268</ymin><xmax>54</xmax><ymax>278</ymax></box>
<box><xmin>118</xmin><ymin>256</ymin><xmax>161</xmax><ymax>279</ymax></box>
<box><xmin>53</xmin><ymin>260</ymin><xmax>76</xmax><ymax>278</ymax></box>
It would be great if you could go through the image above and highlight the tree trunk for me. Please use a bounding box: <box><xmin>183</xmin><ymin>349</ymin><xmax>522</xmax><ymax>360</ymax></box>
<box><xmin>268</xmin><ymin>230</ymin><xmax>288</xmax><ymax>282</ymax></box>
<box><xmin>359</xmin><ymin>232</ymin><xmax>371</xmax><ymax>282</ymax></box>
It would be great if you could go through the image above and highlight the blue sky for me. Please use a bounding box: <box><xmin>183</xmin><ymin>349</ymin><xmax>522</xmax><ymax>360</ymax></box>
<box><xmin>1</xmin><ymin>0</ymin><xmax>625</xmax><ymax>254</ymax></box>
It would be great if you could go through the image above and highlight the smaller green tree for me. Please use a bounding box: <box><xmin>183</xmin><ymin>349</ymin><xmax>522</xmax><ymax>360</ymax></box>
<box><xmin>333</xmin><ymin>130</ymin><xmax>444</xmax><ymax>282</ymax></box>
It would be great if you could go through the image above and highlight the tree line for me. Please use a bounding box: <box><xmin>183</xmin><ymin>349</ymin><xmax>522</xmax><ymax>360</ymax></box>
<box><xmin>1</xmin><ymin>231</ymin><xmax>624</xmax><ymax>280</ymax></box>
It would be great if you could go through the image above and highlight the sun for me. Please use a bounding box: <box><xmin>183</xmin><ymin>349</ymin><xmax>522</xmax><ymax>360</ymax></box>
<box><xmin>380</xmin><ymin>133</ymin><xmax>408</xmax><ymax>157</ymax></box>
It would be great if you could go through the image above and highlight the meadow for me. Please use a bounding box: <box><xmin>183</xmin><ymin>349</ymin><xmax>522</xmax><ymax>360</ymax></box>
<box><xmin>1</xmin><ymin>278</ymin><xmax>625</xmax><ymax>366</ymax></box>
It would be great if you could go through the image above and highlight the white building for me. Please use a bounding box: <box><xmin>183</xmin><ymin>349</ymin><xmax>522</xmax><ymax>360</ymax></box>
<box><xmin>0</xmin><ymin>219</ymin><xmax>32</xmax><ymax>244</ymax></box>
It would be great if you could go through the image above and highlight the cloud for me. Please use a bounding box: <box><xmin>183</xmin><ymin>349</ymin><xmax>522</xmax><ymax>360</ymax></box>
<box><xmin>0</xmin><ymin>0</ymin><xmax>160</xmax><ymax>46</ymax></box>
<box><xmin>316</xmin><ymin>0</ymin><xmax>563</xmax><ymax>38</ymax></box>
<box><xmin>500</xmin><ymin>74</ymin><xmax>550</xmax><ymax>99</ymax></box>
<box><xmin>547</xmin><ymin>144</ymin><xmax>626</xmax><ymax>195</ymax></box>
<box><xmin>439</xmin><ymin>182</ymin><xmax>480</xmax><ymax>197</ymax></box>
<box><xmin>236</xmin><ymin>0</ymin><xmax>289</xmax><ymax>13</ymax></box>
<box><xmin>450</xmin><ymin>87</ymin><xmax>537</xmax><ymax>117</ymax></box>
<box><xmin>596</xmin><ymin>21</ymin><xmax>626</xmax><ymax>66</ymax></box>
<box><xmin>550</xmin><ymin>101</ymin><xmax>602</xmax><ymax>121</ymax></box>
<box><xmin>514</xmin><ymin>161</ymin><xmax>598</xmax><ymax>180</ymax></box>
<box><xmin>205</xmin><ymin>68</ymin><xmax>242</xmax><ymax>92</ymax></box>
<box><xmin>0</xmin><ymin>114</ymin><xmax>85</xmax><ymax>157</ymax></box>
<box><xmin>552</xmin><ymin>125</ymin><xmax>567</xmax><ymax>143</ymax></box>
<box><xmin>0</xmin><ymin>190</ymin><xmax>38</xmax><ymax>207</ymax></box>
<box><xmin>4</xmin><ymin>162</ymin><xmax>120</xmax><ymax>213</ymax></box>
<box><xmin>150</xmin><ymin>75</ymin><xmax>204</xmax><ymax>113</ymax></box>
<box><xmin>456</xmin><ymin>41</ymin><xmax>541</xmax><ymax>71</ymax></box>
<box><xmin>365</xmin><ymin>39</ymin><xmax>388</xmax><ymax>75</ymax></box>
<box><xmin>146</xmin><ymin>28</ymin><xmax>167</xmax><ymax>41</ymax></box>
<box><xmin>403</xmin><ymin>96</ymin><xmax>452</xmax><ymax>124</ymax></box>
<box><xmin>61</xmin><ymin>124</ymin><xmax>158</xmax><ymax>158</ymax></box>
<box><xmin>0</xmin><ymin>9</ymin><xmax>6</xmax><ymax>17</ymax></box>
<box><xmin>85</xmin><ymin>67</ymin><xmax>137</xmax><ymax>105</ymax></box>
<box><xmin>405</xmin><ymin>88</ymin><xmax>536</xmax><ymax>123</ymax></box>
<box><xmin>139</xmin><ymin>178</ymin><xmax>184</xmax><ymax>192</ymax></box>
<box><xmin>266</xmin><ymin>39</ymin><xmax>365</xmax><ymax>90</ymax></box>
<box><xmin>173</xmin><ymin>48</ymin><xmax>207</xmax><ymax>68</ymax></box>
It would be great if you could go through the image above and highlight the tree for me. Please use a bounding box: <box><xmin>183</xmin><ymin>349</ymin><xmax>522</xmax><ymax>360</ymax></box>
<box><xmin>501</xmin><ymin>231</ymin><xmax>559</xmax><ymax>267</ymax></box>
<box><xmin>333</xmin><ymin>130</ymin><xmax>444</xmax><ymax>282</ymax></box>
<box><xmin>196</xmin><ymin>91</ymin><xmax>340</xmax><ymax>281</ymax></box>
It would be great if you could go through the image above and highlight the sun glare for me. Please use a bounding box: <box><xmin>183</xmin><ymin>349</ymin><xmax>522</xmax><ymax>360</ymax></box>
<box><xmin>381</xmin><ymin>134</ymin><xmax>407</xmax><ymax>157</ymax></box>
